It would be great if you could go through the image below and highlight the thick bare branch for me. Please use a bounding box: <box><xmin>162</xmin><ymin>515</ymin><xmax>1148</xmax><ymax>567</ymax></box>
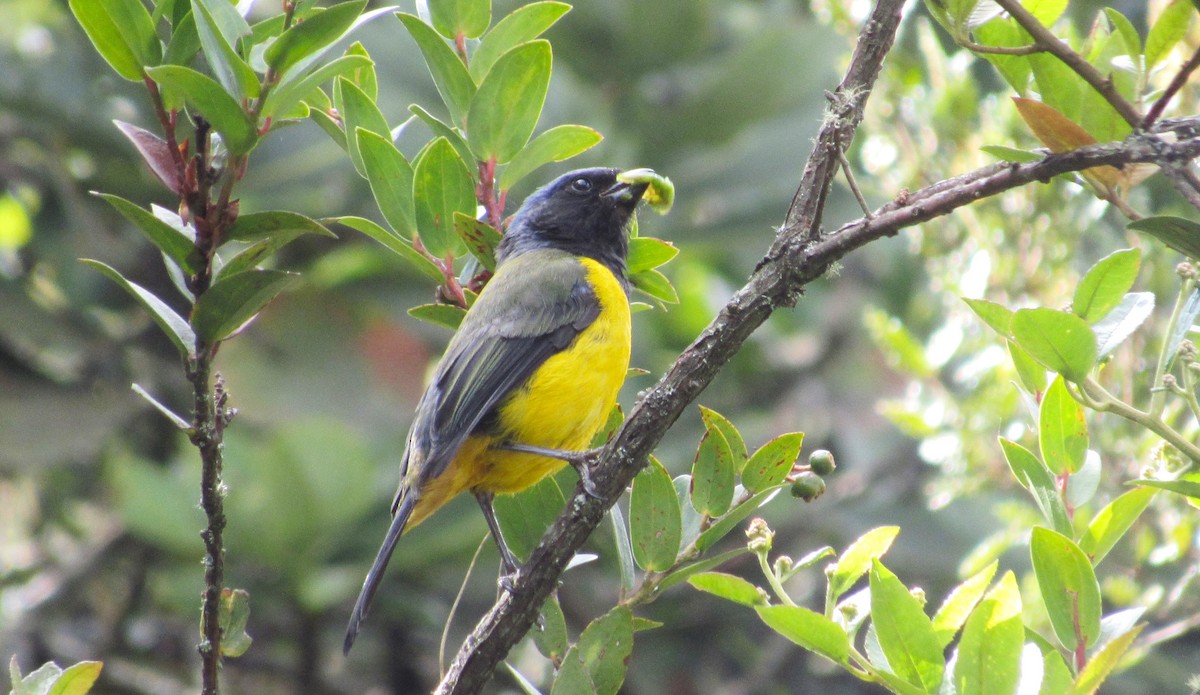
<box><xmin>435</xmin><ymin>1</ymin><xmax>906</xmax><ymax>692</ymax></box>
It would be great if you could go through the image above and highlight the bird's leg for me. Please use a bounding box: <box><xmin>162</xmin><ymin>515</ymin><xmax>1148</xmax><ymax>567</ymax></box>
<box><xmin>496</xmin><ymin>442</ymin><xmax>601</xmax><ymax>499</ymax></box>
<box><xmin>474</xmin><ymin>491</ymin><xmax>521</xmax><ymax>588</ymax></box>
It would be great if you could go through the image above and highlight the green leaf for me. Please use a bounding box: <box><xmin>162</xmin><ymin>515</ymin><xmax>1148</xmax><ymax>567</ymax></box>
<box><xmin>742</xmin><ymin>432</ymin><xmax>804</xmax><ymax>494</ymax></box>
<box><xmin>627</xmin><ymin>237</ymin><xmax>679</xmax><ymax>275</ymax></box>
<box><xmin>870</xmin><ymin>561</ymin><xmax>945</xmax><ymax>693</ymax></box>
<box><xmin>976</xmin><ymin>17</ymin><xmax>1033</xmax><ymax>92</ymax></box>
<box><xmin>342</xmin><ymin>41</ymin><xmax>377</xmax><ymax>99</ymax></box>
<box><xmin>1129</xmin><ymin>216</ymin><xmax>1200</xmax><ymax>260</ymax></box>
<box><xmin>999</xmin><ymin>437</ymin><xmax>1072</xmax><ymax>536</ymax></box>
<box><xmin>1027</xmin><ymin>0</ymin><xmax>1068</xmax><ymax>26</ymax></box>
<box><xmin>1079</xmin><ymin>487</ymin><xmax>1157</xmax><ymax>565</ymax></box>
<box><xmin>590</xmin><ymin>402</ymin><xmax>623</xmax><ymax>448</ymax></box>
<box><xmin>96</xmin><ymin>193</ymin><xmax>198</xmax><ymax>274</ymax></box>
<box><xmin>454</xmin><ymin>212</ymin><xmax>501</xmax><ymax>272</ymax></box>
<box><xmin>609</xmin><ymin>503</ymin><xmax>636</xmax><ymax>593</ymax></box>
<box><xmin>1103</xmin><ymin>8</ymin><xmax>1141</xmax><ymax>57</ymax></box>
<box><xmin>226</xmin><ymin>210</ymin><xmax>336</xmax><ymax>244</ymax></box>
<box><xmin>532</xmin><ymin>594</ymin><xmax>568</xmax><ymax>663</ymax></box>
<box><xmin>931</xmin><ymin>560</ymin><xmax>998</xmax><ymax>648</ymax></box>
<box><xmin>131</xmin><ymin>382</ymin><xmax>190</xmax><ymax>430</ymax></box>
<box><xmin>690</xmin><ymin>429</ymin><xmax>736</xmax><ymax>517</ymax></box>
<box><xmin>191</xmin><ymin>269</ymin><xmax>298</xmax><ymax>343</ymax></box>
<box><xmin>828</xmin><ymin>526</ymin><xmax>900</xmax><ymax>602</ymax></box>
<box><xmin>1073</xmin><ymin>249</ymin><xmax>1140</xmax><ymax>322</ymax></box>
<box><xmin>499</xmin><ymin>124</ymin><xmax>603</xmax><ymax>190</ymax></box>
<box><xmin>550</xmin><ymin>646</ymin><xmax>595</xmax><ymax>695</ymax></box>
<box><xmin>164</xmin><ymin>10</ymin><xmax>201</xmax><ymax>67</ymax></box>
<box><xmin>1039</xmin><ymin>374</ymin><xmax>1088</xmax><ymax>475</ymax></box>
<box><xmin>470</xmin><ymin>1</ymin><xmax>570</xmax><ymax>81</ymax></box>
<box><xmin>45</xmin><ymin>660</ymin><xmax>104</xmax><ymax>695</ymax></box>
<box><xmin>335</xmin><ymin>77</ymin><xmax>390</xmax><ymax>177</ymax></box>
<box><xmin>697</xmin><ymin>406</ymin><xmax>748</xmax><ymax>463</ymax></box>
<box><xmin>81</xmin><ymin>259</ymin><xmax>196</xmax><ymax>356</ymax></box>
<box><xmin>954</xmin><ymin>571</ymin><xmax>1023</xmax><ymax>695</ymax></box>
<box><xmin>688</xmin><ymin>571</ymin><xmax>766</xmax><ymax>606</ymax></box>
<box><xmin>964</xmin><ymin>298</ymin><xmax>1013</xmax><ymax>336</ymax></box>
<box><xmin>1041</xmin><ymin>649</ymin><xmax>1074</xmax><ymax>695</ymax></box>
<box><xmin>467</xmin><ymin>40</ymin><xmax>551</xmax><ymax>164</ymax></box>
<box><xmin>264</xmin><ymin>54</ymin><xmax>372</xmax><ymax>119</ymax></box>
<box><xmin>191</xmin><ymin>0</ymin><xmax>258</xmax><ymax>100</ymax></box>
<box><xmin>1030</xmin><ymin>527</ymin><xmax>1102</xmax><ymax>652</ymax></box>
<box><xmin>980</xmin><ymin>144</ymin><xmax>1044</xmax><ymax>163</ymax></box>
<box><xmin>356</xmin><ymin>129</ymin><xmax>416</xmax><ymax>238</ymax></box>
<box><xmin>494</xmin><ymin>475</ymin><xmax>564</xmax><ymax>561</ymax></box>
<box><xmin>577</xmin><ymin>606</ymin><xmax>633</xmax><ymax>695</ymax></box>
<box><xmin>69</xmin><ymin>0</ymin><xmax>161</xmax><ymax>81</ymax></box>
<box><xmin>1092</xmin><ymin>291</ymin><xmax>1154</xmax><ymax>357</ymax></box>
<box><xmin>756</xmin><ymin>604</ymin><xmax>850</xmax><ymax>664</ymax></box>
<box><xmin>694</xmin><ymin>487</ymin><xmax>782</xmax><ymax>552</ymax></box>
<box><xmin>408</xmin><ymin>303</ymin><xmax>467</xmax><ymax>330</ymax></box>
<box><xmin>1146</xmin><ymin>0</ymin><xmax>1194</xmax><ymax>69</ymax></box>
<box><xmin>192</xmin><ymin>0</ymin><xmax>251</xmax><ymax>48</ymax></box>
<box><xmin>408</xmin><ymin>104</ymin><xmax>477</xmax><ymax>171</ymax></box>
<box><xmin>630</xmin><ymin>268</ymin><xmax>679</xmax><ymax>304</ymax></box>
<box><xmin>332</xmin><ymin>215</ymin><xmax>443</xmax><ymax>283</ymax></box>
<box><xmin>146</xmin><ymin>66</ymin><xmax>258</xmax><ymax>155</ymax></box>
<box><xmin>413</xmin><ymin>137</ymin><xmax>474</xmax><ymax>257</ymax></box>
<box><xmin>1068</xmin><ymin>623</ymin><xmax>1143</xmax><ymax>695</ymax></box>
<box><xmin>429</xmin><ymin>0</ymin><xmax>491</xmax><ymax>39</ymax></box>
<box><xmin>658</xmin><ymin>547</ymin><xmax>751</xmax><ymax>592</ymax></box>
<box><xmin>1130</xmin><ymin>476</ymin><xmax>1200</xmax><ymax>501</ymax></box>
<box><xmin>629</xmin><ymin>456</ymin><xmax>681</xmax><ymax>571</ymax></box>
<box><xmin>396</xmin><ymin>13</ymin><xmax>477</xmax><ymax>126</ymax></box>
<box><xmin>1009</xmin><ymin>340</ymin><xmax>1048</xmax><ymax>395</ymax></box>
<box><xmin>217</xmin><ymin>588</ymin><xmax>253</xmax><ymax>657</ymax></box>
<box><xmin>1011</xmin><ymin>308</ymin><xmax>1097</xmax><ymax>382</ymax></box>
<box><xmin>266</xmin><ymin>0</ymin><xmax>368</xmax><ymax>75</ymax></box>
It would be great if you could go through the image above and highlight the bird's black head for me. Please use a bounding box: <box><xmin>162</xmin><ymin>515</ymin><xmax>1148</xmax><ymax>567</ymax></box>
<box><xmin>497</xmin><ymin>168</ymin><xmax>649</xmax><ymax>281</ymax></box>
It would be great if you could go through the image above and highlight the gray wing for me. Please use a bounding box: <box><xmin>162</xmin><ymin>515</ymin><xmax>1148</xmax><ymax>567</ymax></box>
<box><xmin>395</xmin><ymin>250</ymin><xmax>601</xmax><ymax>503</ymax></box>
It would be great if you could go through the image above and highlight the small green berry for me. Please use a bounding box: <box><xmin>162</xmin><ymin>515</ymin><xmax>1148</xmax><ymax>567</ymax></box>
<box><xmin>790</xmin><ymin>472</ymin><xmax>826</xmax><ymax>501</ymax></box>
<box><xmin>808</xmin><ymin>449</ymin><xmax>836</xmax><ymax>476</ymax></box>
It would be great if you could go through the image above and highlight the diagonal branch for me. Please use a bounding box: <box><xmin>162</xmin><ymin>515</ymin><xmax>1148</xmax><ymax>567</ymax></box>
<box><xmin>434</xmin><ymin>1</ymin><xmax>1200</xmax><ymax>691</ymax></box>
<box><xmin>991</xmin><ymin>0</ymin><xmax>1200</xmax><ymax>211</ymax></box>
<box><xmin>435</xmin><ymin>1</ymin><xmax>905</xmax><ymax>692</ymax></box>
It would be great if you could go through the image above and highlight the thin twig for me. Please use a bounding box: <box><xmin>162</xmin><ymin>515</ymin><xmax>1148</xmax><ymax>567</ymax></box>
<box><xmin>961</xmin><ymin>40</ymin><xmax>1043</xmax><ymax>56</ymax></box>
<box><xmin>838</xmin><ymin>149</ymin><xmax>873</xmax><ymax>218</ymax></box>
<box><xmin>1143</xmin><ymin>44</ymin><xmax>1200</xmax><ymax>129</ymax></box>
<box><xmin>993</xmin><ymin>0</ymin><xmax>1143</xmax><ymax>127</ymax></box>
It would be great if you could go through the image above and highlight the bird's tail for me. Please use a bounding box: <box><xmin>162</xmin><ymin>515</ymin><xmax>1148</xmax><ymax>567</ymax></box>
<box><xmin>343</xmin><ymin>491</ymin><xmax>419</xmax><ymax>655</ymax></box>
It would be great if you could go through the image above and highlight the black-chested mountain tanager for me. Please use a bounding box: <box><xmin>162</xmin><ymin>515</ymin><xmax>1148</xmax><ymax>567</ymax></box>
<box><xmin>343</xmin><ymin>167</ymin><xmax>655</xmax><ymax>653</ymax></box>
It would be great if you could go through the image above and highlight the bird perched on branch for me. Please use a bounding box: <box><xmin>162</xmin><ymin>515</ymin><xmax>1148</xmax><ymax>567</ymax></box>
<box><xmin>344</xmin><ymin>167</ymin><xmax>654</xmax><ymax>653</ymax></box>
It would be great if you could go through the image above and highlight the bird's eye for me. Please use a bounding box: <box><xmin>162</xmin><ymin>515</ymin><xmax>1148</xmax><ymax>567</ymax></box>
<box><xmin>569</xmin><ymin>177</ymin><xmax>593</xmax><ymax>193</ymax></box>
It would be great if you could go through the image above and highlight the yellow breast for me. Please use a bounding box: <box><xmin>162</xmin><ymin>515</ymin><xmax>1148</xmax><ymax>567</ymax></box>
<box><xmin>407</xmin><ymin>257</ymin><xmax>631</xmax><ymax>525</ymax></box>
<box><xmin>479</xmin><ymin>257</ymin><xmax>631</xmax><ymax>492</ymax></box>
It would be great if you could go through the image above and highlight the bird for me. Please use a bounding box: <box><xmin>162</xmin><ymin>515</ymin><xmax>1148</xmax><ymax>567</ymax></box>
<box><xmin>343</xmin><ymin>167</ymin><xmax>650</xmax><ymax>654</ymax></box>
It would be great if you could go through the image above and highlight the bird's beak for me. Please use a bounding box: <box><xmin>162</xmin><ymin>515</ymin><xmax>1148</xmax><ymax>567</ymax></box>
<box><xmin>603</xmin><ymin>178</ymin><xmax>649</xmax><ymax>208</ymax></box>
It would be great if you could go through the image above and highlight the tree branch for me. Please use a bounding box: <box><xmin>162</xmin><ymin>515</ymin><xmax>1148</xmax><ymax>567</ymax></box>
<box><xmin>433</xmin><ymin>1</ymin><xmax>1200</xmax><ymax>690</ymax></box>
<box><xmin>992</xmin><ymin>0</ymin><xmax>1142</xmax><ymax>127</ymax></box>
<box><xmin>436</xmin><ymin>1</ymin><xmax>907</xmax><ymax>692</ymax></box>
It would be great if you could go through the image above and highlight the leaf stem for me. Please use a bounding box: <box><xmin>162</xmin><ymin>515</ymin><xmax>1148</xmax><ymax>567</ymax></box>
<box><xmin>1150</xmin><ymin>278</ymin><xmax>1194</xmax><ymax>418</ymax></box>
<box><xmin>1078</xmin><ymin>376</ymin><xmax>1200</xmax><ymax>463</ymax></box>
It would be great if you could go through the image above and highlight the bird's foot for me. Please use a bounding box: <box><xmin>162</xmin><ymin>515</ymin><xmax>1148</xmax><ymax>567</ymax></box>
<box><xmin>497</xmin><ymin>442</ymin><xmax>603</xmax><ymax>499</ymax></box>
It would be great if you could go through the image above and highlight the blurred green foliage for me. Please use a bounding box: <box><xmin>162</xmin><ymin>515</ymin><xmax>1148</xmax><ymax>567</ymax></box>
<box><xmin>5</xmin><ymin>0</ymin><xmax>1200</xmax><ymax>693</ymax></box>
